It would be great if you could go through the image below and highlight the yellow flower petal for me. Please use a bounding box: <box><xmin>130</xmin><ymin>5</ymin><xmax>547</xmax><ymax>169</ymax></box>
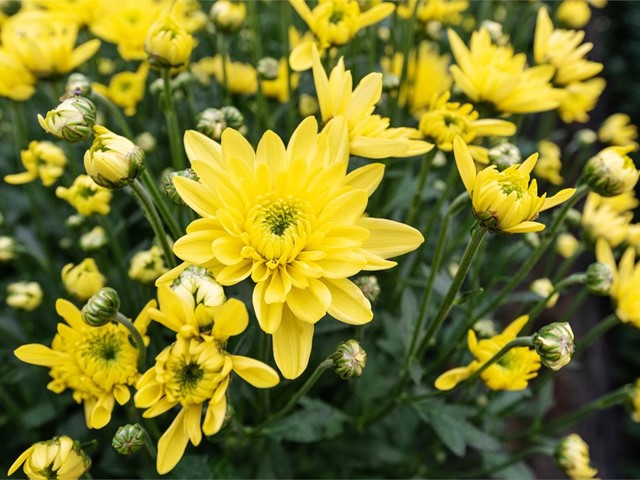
<box><xmin>358</xmin><ymin>217</ymin><xmax>424</xmax><ymax>259</ymax></box>
<box><xmin>453</xmin><ymin>136</ymin><xmax>477</xmax><ymax>194</ymax></box>
<box><xmin>324</xmin><ymin>277</ymin><xmax>372</xmax><ymax>325</ymax></box>
<box><xmin>212</xmin><ymin>298</ymin><xmax>249</xmax><ymax>339</ymax></box>
<box><xmin>184</xmin><ymin>129</ymin><xmax>223</xmax><ymax>166</ymax></box>
<box><xmin>14</xmin><ymin>344</ymin><xmax>63</xmax><ymax>367</ymax></box>
<box><xmin>253</xmin><ymin>282</ymin><xmax>284</xmax><ymax>334</ymax></box>
<box><xmin>540</xmin><ymin>188</ymin><xmax>576</xmax><ymax>212</ymax></box>
<box><xmin>173</xmin><ymin>231</ymin><xmax>216</xmax><ymax>265</ymax></box>
<box><xmin>286</xmin><ymin>278</ymin><xmax>332</xmax><ymax>324</ymax></box>
<box><xmin>157</xmin><ymin>408</ymin><xmax>189</xmax><ymax>475</ymax></box>
<box><xmin>202</xmin><ymin>396</ymin><xmax>226</xmax><ymax>436</ymax></box>
<box><xmin>434</xmin><ymin>365</ymin><xmax>475</xmax><ymax>391</ymax></box>
<box><xmin>90</xmin><ymin>394</ymin><xmax>114</xmax><ymax>429</ymax></box>
<box><xmin>272</xmin><ymin>305</ymin><xmax>314</xmax><ymax>379</ymax></box>
<box><xmin>230</xmin><ymin>355</ymin><xmax>280</xmax><ymax>388</ymax></box>
<box><xmin>184</xmin><ymin>404</ymin><xmax>203</xmax><ymax>447</ymax></box>
<box><xmin>501</xmin><ymin>221</ymin><xmax>546</xmax><ymax>234</ymax></box>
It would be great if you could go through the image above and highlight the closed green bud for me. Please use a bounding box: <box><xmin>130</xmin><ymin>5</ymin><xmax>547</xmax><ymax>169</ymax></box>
<box><xmin>257</xmin><ymin>57</ymin><xmax>279</xmax><ymax>81</ymax></box>
<box><xmin>330</xmin><ymin>340</ymin><xmax>367</xmax><ymax>380</ymax></box>
<box><xmin>112</xmin><ymin>424</ymin><xmax>146</xmax><ymax>455</ymax></box>
<box><xmin>584</xmin><ymin>145</ymin><xmax>639</xmax><ymax>197</ymax></box>
<box><xmin>353</xmin><ymin>275</ymin><xmax>381</xmax><ymax>303</ymax></box>
<box><xmin>82</xmin><ymin>287</ymin><xmax>120</xmax><ymax>327</ymax></box>
<box><xmin>196</xmin><ymin>106</ymin><xmax>246</xmax><ymax>141</ymax></box>
<box><xmin>533</xmin><ymin>322</ymin><xmax>575</xmax><ymax>371</ymax></box>
<box><xmin>163</xmin><ymin>168</ymin><xmax>199</xmax><ymax>205</ymax></box>
<box><xmin>65</xmin><ymin>73</ymin><xmax>92</xmax><ymax>97</ymax></box>
<box><xmin>488</xmin><ymin>142</ymin><xmax>521</xmax><ymax>171</ymax></box>
<box><xmin>37</xmin><ymin>94</ymin><xmax>96</xmax><ymax>143</ymax></box>
<box><xmin>586</xmin><ymin>262</ymin><xmax>613</xmax><ymax>296</ymax></box>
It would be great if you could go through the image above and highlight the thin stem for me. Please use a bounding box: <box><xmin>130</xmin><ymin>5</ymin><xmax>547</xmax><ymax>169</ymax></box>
<box><xmin>130</xmin><ymin>180</ymin><xmax>176</xmax><ymax>269</ymax></box>
<box><xmin>92</xmin><ymin>91</ymin><xmax>134</xmax><ymax>139</ymax></box>
<box><xmin>405</xmin><ymin>149</ymin><xmax>436</xmax><ymax>226</ymax></box>
<box><xmin>140</xmin><ymin>168</ymin><xmax>182</xmax><ymax>240</ymax></box>
<box><xmin>161</xmin><ymin>68</ymin><xmax>186</xmax><ymax>170</ymax></box>
<box><xmin>114</xmin><ymin>312</ymin><xmax>147</xmax><ymax>372</ymax></box>
<box><xmin>96</xmin><ymin>216</ymin><xmax>135</xmax><ymax>308</ymax></box>
<box><xmin>574</xmin><ymin>313</ymin><xmax>618</xmax><ymax>357</ymax></box>
<box><xmin>216</xmin><ymin>33</ymin><xmax>231</xmax><ymax>105</ymax></box>
<box><xmin>457</xmin><ymin>445</ymin><xmax>552</xmax><ymax>479</ymax></box>
<box><xmin>280</xmin><ymin>1</ymin><xmax>295</xmax><ymax>135</ymax></box>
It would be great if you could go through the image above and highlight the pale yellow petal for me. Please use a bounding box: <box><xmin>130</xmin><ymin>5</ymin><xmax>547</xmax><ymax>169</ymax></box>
<box><xmin>540</xmin><ymin>188</ymin><xmax>576</xmax><ymax>212</ymax></box>
<box><xmin>173</xmin><ymin>231</ymin><xmax>215</xmax><ymax>265</ymax></box>
<box><xmin>502</xmin><ymin>221</ymin><xmax>546</xmax><ymax>233</ymax></box>
<box><xmin>324</xmin><ymin>277</ymin><xmax>372</xmax><ymax>325</ymax></box>
<box><xmin>212</xmin><ymin>298</ymin><xmax>249</xmax><ymax>340</ymax></box>
<box><xmin>256</xmin><ymin>130</ymin><xmax>288</xmax><ymax>179</ymax></box>
<box><xmin>157</xmin><ymin>408</ymin><xmax>189</xmax><ymax>475</ymax></box>
<box><xmin>343</xmin><ymin>163</ymin><xmax>385</xmax><ymax>197</ymax></box>
<box><xmin>184</xmin><ymin>130</ymin><xmax>223</xmax><ymax>166</ymax></box>
<box><xmin>14</xmin><ymin>344</ymin><xmax>62</xmax><ymax>367</ymax></box>
<box><xmin>230</xmin><ymin>355</ymin><xmax>280</xmax><ymax>388</ymax></box>
<box><xmin>272</xmin><ymin>305</ymin><xmax>314</xmax><ymax>379</ymax></box>
<box><xmin>453</xmin><ymin>136</ymin><xmax>476</xmax><ymax>194</ymax></box>
<box><xmin>253</xmin><ymin>281</ymin><xmax>284</xmax><ymax>334</ymax></box>
<box><xmin>434</xmin><ymin>365</ymin><xmax>474</xmax><ymax>391</ymax></box>
<box><xmin>357</xmin><ymin>217</ymin><xmax>424</xmax><ymax>258</ymax></box>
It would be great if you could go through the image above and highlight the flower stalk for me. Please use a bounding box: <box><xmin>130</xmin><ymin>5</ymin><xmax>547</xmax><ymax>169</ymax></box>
<box><xmin>161</xmin><ymin>68</ymin><xmax>186</xmax><ymax>170</ymax></box>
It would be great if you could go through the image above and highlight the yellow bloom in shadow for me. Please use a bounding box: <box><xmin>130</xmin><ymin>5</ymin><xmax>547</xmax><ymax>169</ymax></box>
<box><xmin>534</xmin><ymin>140</ymin><xmax>564</xmax><ymax>186</ymax></box>
<box><xmin>93</xmin><ymin>63</ymin><xmax>149</xmax><ymax>116</ymax></box>
<box><xmin>261</xmin><ymin>57</ymin><xmax>300</xmax><ymax>103</ymax></box>
<box><xmin>453</xmin><ymin>136</ymin><xmax>575</xmax><ymax>233</ymax></box>
<box><xmin>210</xmin><ymin>54</ymin><xmax>258</xmax><ymax>95</ymax></box>
<box><xmin>435</xmin><ymin>315</ymin><xmax>541</xmax><ymax>391</ymax></box>
<box><xmin>397</xmin><ymin>0</ymin><xmax>469</xmax><ymax>25</ymax></box>
<box><xmin>14</xmin><ymin>298</ymin><xmax>155</xmax><ymax>429</ymax></box>
<box><xmin>4</xmin><ymin>141</ymin><xmax>67</xmax><ymax>187</ymax></box>
<box><xmin>0</xmin><ymin>50</ymin><xmax>36</xmax><ymax>101</ymax></box>
<box><xmin>56</xmin><ymin>174</ymin><xmax>112</xmax><ymax>216</ymax></box>
<box><xmin>599</xmin><ymin>113</ymin><xmax>639</xmax><ymax>149</ymax></box>
<box><xmin>581</xmin><ymin>191</ymin><xmax>637</xmax><ymax>248</ymax></box>
<box><xmin>9</xmin><ymin>435</ymin><xmax>91</xmax><ymax>479</ymax></box>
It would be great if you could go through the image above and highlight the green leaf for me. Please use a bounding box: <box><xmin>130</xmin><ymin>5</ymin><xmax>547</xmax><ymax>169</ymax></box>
<box><xmin>171</xmin><ymin>454</ymin><xmax>212</xmax><ymax>479</ymax></box>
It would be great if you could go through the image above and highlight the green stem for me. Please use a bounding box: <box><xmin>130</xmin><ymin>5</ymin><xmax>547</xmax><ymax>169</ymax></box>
<box><xmin>216</xmin><ymin>33</ymin><xmax>231</xmax><ymax>105</ymax></box>
<box><xmin>114</xmin><ymin>312</ymin><xmax>147</xmax><ymax>372</ymax></box>
<box><xmin>140</xmin><ymin>168</ymin><xmax>182</xmax><ymax>240</ymax></box>
<box><xmin>405</xmin><ymin>149</ymin><xmax>436</xmax><ymax>226</ymax></box>
<box><xmin>92</xmin><ymin>91</ymin><xmax>134</xmax><ymax>139</ymax></box>
<box><xmin>458</xmin><ymin>445</ymin><xmax>552</xmax><ymax>479</ymax></box>
<box><xmin>161</xmin><ymin>68</ymin><xmax>186</xmax><ymax>170</ymax></box>
<box><xmin>280</xmin><ymin>0</ymin><xmax>295</xmax><ymax>135</ymax></box>
<box><xmin>251</xmin><ymin>358</ymin><xmax>333</xmax><ymax>435</ymax></box>
<box><xmin>574</xmin><ymin>313</ymin><xmax>618</xmax><ymax>357</ymax></box>
<box><xmin>130</xmin><ymin>180</ymin><xmax>176</xmax><ymax>269</ymax></box>
<box><xmin>389</xmin><ymin>0</ymin><xmax>419</xmax><ymax>124</ymax></box>
<box><xmin>473</xmin><ymin>184</ymin><xmax>588</xmax><ymax>320</ymax></box>
<box><xmin>96</xmin><ymin>216</ymin><xmax>135</xmax><ymax>309</ymax></box>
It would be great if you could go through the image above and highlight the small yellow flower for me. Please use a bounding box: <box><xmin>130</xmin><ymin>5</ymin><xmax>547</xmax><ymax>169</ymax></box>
<box><xmin>129</xmin><ymin>245</ymin><xmax>169</xmax><ymax>284</ymax></box>
<box><xmin>261</xmin><ymin>57</ymin><xmax>300</xmax><ymax>104</ymax></box>
<box><xmin>0</xmin><ymin>49</ymin><xmax>35</xmax><ymax>101</ymax></box>
<box><xmin>453</xmin><ymin>136</ymin><xmax>576</xmax><ymax>233</ymax></box>
<box><xmin>556</xmin><ymin>0</ymin><xmax>605</xmax><ymax>29</ymax></box>
<box><xmin>80</xmin><ymin>226</ymin><xmax>108</xmax><ymax>252</ymax></box>
<box><xmin>582</xmin><ymin>191</ymin><xmax>637</xmax><ymax>248</ymax></box>
<box><xmin>534</xmin><ymin>140</ymin><xmax>564</xmax><ymax>185</ymax></box>
<box><xmin>530</xmin><ymin>278</ymin><xmax>559</xmax><ymax>309</ymax></box>
<box><xmin>0</xmin><ymin>236</ymin><xmax>17</xmax><ymax>262</ymax></box>
<box><xmin>555</xmin><ymin>433</ymin><xmax>599</xmax><ymax>480</ymax></box>
<box><xmin>557</xmin><ymin>78</ymin><xmax>606</xmax><ymax>124</ymax></box>
<box><xmin>435</xmin><ymin>315</ymin><xmax>541</xmax><ymax>391</ymax></box>
<box><xmin>92</xmin><ymin>63</ymin><xmax>150</xmax><ymax>117</ymax></box>
<box><xmin>557</xmin><ymin>233</ymin><xmax>580</xmax><ymax>258</ymax></box>
<box><xmin>165</xmin><ymin>264</ymin><xmax>226</xmax><ymax>313</ymax></box>
<box><xmin>6</xmin><ymin>281</ymin><xmax>43</xmax><ymax>312</ymax></box>
<box><xmin>4</xmin><ymin>141</ymin><xmax>67</xmax><ymax>187</ymax></box>
<box><xmin>61</xmin><ymin>258</ymin><xmax>106</xmax><ymax>301</ymax></box>
<box><xmin>312</xmin><ymin>47</ymin><xmax>433</xmax><ymax>159</ymax></box>
<box><xmin>596</xmin><ymin>239</ymin><xmax>640</xmax><ymax>328</ymax></box>
<box><xmin>397</xmin><ymin>0</ymin><xmax>469</xmax><ymax>25</ymax></box>
<box><xmin>14</xmin><ymin>298</ymin><xmax>155</xmax><ymax>429</ymax></box>
<box><xmin>448</xmin><ymin>27</ymin><xmax>565</xmax><ymax>114</ymax></box>
<box><xmin>8</xmin><ymin>435</ymin><xmax>91</xmax><ymax>479</ymax></box>
<box><xmin>210</xmin><ymin>55</ymin><xmax>258</xmax><ymax>95</ymax></box>
<box><xmin>599</xmin><ymin>113</ymin><xmax>639</xmax><ymax>149</ymax></box>
<box><xmin>84</xmin><ymin>126</ymin><xmax>145</xmax><ymax>189</ymax></box>
<box><xmin>210</xmin><ymin>0</ymin><xmax>246</xmax><ymax>33</ymax></box>
<box><xmin>145</xmin><ymin>15</ymin><xmax>194</xmax><ymax>70</ymax></box>
<box><xmin>56</xmin><ymin>174</ymin><xmax>113</xmax><ymax>216</ymax></box>
<box><xmin>584</xmin><ymin>145</ymin><xmax>639</xmax><ymax>197</ymax></box>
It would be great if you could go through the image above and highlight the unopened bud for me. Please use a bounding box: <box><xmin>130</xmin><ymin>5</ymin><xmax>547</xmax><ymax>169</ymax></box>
<box><xmin>82</xmin><ymin>287</ymin><xmax>120</xmax><ymax>327</ymax></box>
<box><xmin>257</xmin><ymin>57</ymin><xmax>280</xmax><ymax>80</ymax></box>
<box><xmin>382</xmin><ymin>73</ymin><xmax>400</xmax><ymax>93</ymax></box>
<box><xmin>575</xmin><ymin>128</ymin><xmax>597</xmax><ymax>145</ymax></box>
<box><xmin>554</xmin><ymin>434</ymin><xmax>598</xmax><ymax>480</ymax></box>
<box><xmin>38</xmin><ymin>94</ymin><xmax>96</xmax><ymax>143</ymax></box>
<box><xmin>330</xmin><ymin>340</ymin><xmax>367</xmax><ymax>380</ymax></box>
<box><xmin>65</xmin><ymin>73</ymin><xmax>92</xmax><ymax>97</ymax></box>
<box><xmin>145</xmin><ymin>15</ymin><xmax>194</xmax><ymax>70</ymax></box>
<box><xmin>353</xmin><ymin>275</ymin><xmax>381</xmax><ymax>303</ymax></box>
<box><xmin>488</xmin><ymin>142</ymin><xmax>521</xmax><ymax>171</ymax></box>
<box><xmin>584</xmin><ymin>145</ymin><xmax>639</xmax><ymax>197</ymax></box>
<box><xmin>112</xmin><ymin>424</ymin><xmax>146</xmax><ymax>455</ymax></box>
<box><xmin>0</xmin><ymin>236</ymin><xmax>17</xmax><ymax>262</ymax></box>
<box><xmin>530</xmin><ymin>278</ymin><xmax>559</xmax><ymax>309</ymax></box>
<box><xmin>196</xmin><ymin>107</ymin><xmax>245</xmax><ymax>141</ymax></box>
<box><xmin>299</xmin><ymin>94</ymin><xmax>319</xmax><ymax>117</ymax></box>
<box><xmin>210</xmin><ymin>0</ymin><xmax>246</xmax><ymax>33</ymax></box>
<box><xmin>473</xmin><ymin>319</ymin><xmax>497</xmax><ymax>338</ymax></box>
<box><xmin>556</xmin><ymin>233</ymin><xmax>580</xmax><ymax>258</ymax></box>
<box><xmin>585</xmin><ymin>262</ymin><xmax>613</xmax><ymax>296</ymax></box>
<box><xmin>163</xmin><ymin>168</ymin><xmax>199</xmax><ymax>205</ymax></box>
<box><xmin>533</xmin><ymin>322</ymin><xmax>575</xmax><ymax>371</ymax></box>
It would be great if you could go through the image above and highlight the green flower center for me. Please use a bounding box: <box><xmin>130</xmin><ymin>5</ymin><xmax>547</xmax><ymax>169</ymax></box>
<box><xmin>498</xmin><ymin>174</ymin><xmax>527</xmax><ymax>198</ymax></box>
<box><xmin>178</xmin><ymin>361</ymin><xmax>204</xmax><ymax>394</ymax></box>
<box><xmin>329</xmin><ymin>10</ymin><xmax>345</xmax><ymax>23</ymax></box>
<box><xmin>263</xmin><ymin>201</ymin><xmax>299</xmax><ymax>236</ymax></box>
<box><xmin>86</xmin><ymin>332</ymin><xmax>122</xmax><ymax>363</ymax></box>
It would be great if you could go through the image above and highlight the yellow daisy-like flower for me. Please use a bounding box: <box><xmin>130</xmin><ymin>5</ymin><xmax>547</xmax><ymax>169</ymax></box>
<box><xmin>312</xmin><ymin>48</ymin><xmax>433</xmax><ymax>159</ymax></box>
<box><xmin>397</xmin><ymin>0</ymin><xmax>469</xmax><ymax>25</ymax></box>
<box><xmin>534</xmin><ymin>140</ymin><xmax>564</xmax><ymax>185</ymax></box>
<box><xmin>56</xmin><ymin>174</ymin><xmax>113</xmax><ymax>216</ymax></box>
<box><xmin>210</xmin><ymin>54</ymin><xmax>258</xmax><ymax>95</ymax></box>
<box><xmin>4</xmin><ymin>141</ymin><xmax>67</xmax><ymax>187</ymax></box>
<box><xmin>289</xmin><ymin>0</ymin><xmax>395</xmax><ymax>71</ymax></box>
<box><xmin>453</xmin><ymin>136</ymin><xmax>576</xmax><ymax>233</ymax></box>
<box><xmin>6</xmin><ymin>281</ymin><xmax>43</xmax><ymax>312</ymax></box>
<box><xmin>92</xmin><ymin>63</ymin><xmax>150</xmax><ymax>117</ymax></box>
<box><xmin>381</xmin><ymin>41</ymin><xmax>452</xmax><ymax>117</ymax></box>
<box><xmin>596</xmin><ymin>239</ymin><xmax>640</xmax><ymax>328</ymax></box>
<box><xmin>448</xmin><ymin>27</ymin><xmax>564</xmax><ymax>114</ymax></box>
<box><xmin>581</xmin><ymin>191</ymin><xmax>637</xmax><ymax>248</ymax></box>
<box><xmin>1</xmin><ymin>10</ymin><xmax>100</xmax><ymax>79</ymax></box>
<box><xmin>61</xmin><ymin>258</ymin><xmax>106</xmax><ymax>301</ymax></box>
<box><xmin>8</xmin><ymin>435</ymin><xmax>91</xmax><ymax>480</ymax></box>
<box><xmin>129</xmin><ymin>245</ymin><xmax>169</xmax><ymax>284</ymax></box>
<box><xmin>261</xmin><ymin>57</ymin><xmax>300</xmax><ymax>104</ymax></box>
<box><xmin>0</xmin><ymin>49</ymin><xmax>36</xmax><ymax>101</ymax></box>
<box><xmin>557</xmin><ymin>78</ymin><xmax>606</xmax><ymax>124</ymax></box>
<box><xmin>136</xmin><ymin>287</ymin><xmax>279</xmax><ymax>474</ymax></box>
<box><xmin>555</xmin><ymin>433</ymin><xmax>599</xmax><ymax>480</ymax></box>
<box><xmin>599</xmin><ymin>113</ymin><xmax>639</xmax><ymax>149</ymax></box>
<box><xmin>435</xmin><ymin>315</ymin><xmax>541</xmax><ymax>391</ymax></box>
<box><xmin>418</xmin><ymin>90</ymin><xmax>515</xmax><ymax>162</ymax></box>
<box><xmin>171</xmin><ymin>117</ymin><xmax>424</xmax><ymax>378</ymax></box>
<box><xmin>145</xmin><ymin>14</ymin><xmax>194</xmax><ymax>70</ymax></box>
<box><xmin>14</xmin><ymin>298</ymin><xmax>155</xmax><ymax>429</ymax></box>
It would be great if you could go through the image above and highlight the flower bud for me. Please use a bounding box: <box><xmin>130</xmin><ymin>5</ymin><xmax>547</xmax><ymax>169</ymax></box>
<box><xmin>330</xmin><ymin>340</ymin><xmax>367</xmax><ymax>380</ymax></box>
<box><xmin>299</xmin><ymin>94</ymin><xmax>319</xmax><ymax>117</ymax></box>
<box><xmin>82</xmin><ymin>287</ymin><xmax>120</xmax><ymax>327</ymax></box>
<box><xmin>530</xmin><ymin>278</ymin><xmax>559</xmax><ymax>309</ymax></box>
<box><xmin>533</xmin><ymin>322</ymin><xmax>575</xmax><ymax>371</ymax></box>
<box><xmin>80</xmin><ymin>226</ymin><xmax>108</xmax><ymax>252</ymax></box>
<box><xmin>163</xmin><ymin>168</ymin><xmax>199</xmax><ymax>205</ymax></box>
<box><xmin>8</xmin><ymin>436</ymin><xmax>91</xmax><ymax>480</ymax></box>
<box><xmin>196</xmin><ymin>106</ymin><xmax>246</xmax><ymax>141</ymax></box>
<box><xmin>488</xmin><ymin>142</ymin><xmax>522</xmax><ymax>171</ymax></box>
<box><xmin>37</xmin><ymin>94</ymin><xmax>96</xmax><ymax>143</ymax></box>
<box><xmin>556</xmin><ymin>233</ymin><xmax>580</xmax><ymax>258</ymax></box>
<box><xmin>575</xmin><ymin>128</ymin><xmax>597</xmax><ymax>145</ymax></box>
<box><xmin>84</xmin><ymin>126</ymin><xmax>145</xmax><ymax>189</ymax></box>
<box><xmin>65</xmin><ymin>73</ymin><xmax>92</xmax><ymax>97</ymax></box>
<box><xmin>584</xmin><ymin>145</ymin><xmax>639</xmax><ymax>197</ymax></box>
<box><xmin>65</xmin><ymin>214</ymin><xmax>86</xmax><ymax>228</ymax></box>
<box><xmin>0</xmin><ymin>236</ymin><xmax>17</xmax><ymax>262</ymax></box>
<box><xmin>171</xmin><ymin>265</ymin><xmax>225</xmax><ymax>315</ymax></box>
<box><xmin>473</xmin><ymin>319</ymin><xmax>497</xmax><ymax>338</ymax></box>
<box><xmin>210</xmin><ymin>0</ymin><xmax>246</xmax><ymax>33</ymax></box>
<box><xmin>353</xmin><ymin>275</ymin><xmax>381</xmax><ymax>303</ymax></box>
<box><xmin>145</xmin><ymin>15</ymin><xmax>194</xmax><ymax>70</ymax></box>
<box><xmin>554</xmin><ymin>434</ymin><xmax>598</xmax><ymax>480</ymax></box>
<box><xmin>585</xmin><ymin>262</ymin><xmax>613</xmax><ymax>296</ymax></box>
<box><xmin>6</xmin><ymin>281</ymin><xmax>43</xmax><ymax>312</ymax></box>
<box><xmin>112</xmin><ymin>424</ymin><xmax>146</xmax><ymax>455</ymax></box>
<box><xmin>128</xmin><ymin>246</ymin><xmax>169</xmax><ymax>284</ymax></box>
<box><xmin>134</xmin><ymin>132</ymin><xmax>157</xmax><ymax>153</ymax></box>
<box><xmin>62</xmin><ymin>258</ymin><xmax>106</xmax><ymax>301</ymax></box>
<box><xmin>480</xmin><ymin>20</ymin><xmax>509</xmax><ymax>46</ymax></box>
<box><xmin>565</xmin><ymin>208</ymin><xmax>582</xmax><ymax>228</ymax></box>
<box><xmin>257</xmin><ymin>57</ymin><xmax>280</xmax><ymax>81</ymax></box>
<box><xmin>382</xmin><ymin>73</ymin><xmax>400</xmax><ymax>93</ymax></box>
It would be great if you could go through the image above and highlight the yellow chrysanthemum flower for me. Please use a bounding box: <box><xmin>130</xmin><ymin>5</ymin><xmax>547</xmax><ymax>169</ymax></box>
<box><xmin>56</xmin><ymin>174</ymin><xmax>113</xmax><ymax>216</ymax></box>
<box><xmin>397</xmin><ymin>0</ymin><xmax>469</xmax><ymax>25</ymax></box>
<box><xmin>129</xmin><ymin>245</ymin><xmax>169</xmax><ymax>284</ymax></box>
<box><xmin>555</xmin><ymin>433</ymin><xmax>599</xmax><ymax>480</ymax></box>
<box><xmin>581</xmin><ymin>191</ymin><xmax>637</xmax><ymax>248</ymax></box>
<box><xmin>92</xmin><ymin>63</ymin><xmax>150</xmax><ymax>117</ymax></box>
<box><xmin>0</xmin><ymin>49</ymin><xmax>36</xmax><ymax>101</ymax></box>
<box><xmin>381</xmin><ymin>41</ymin><xmax>452</xmax><ymax>117</ymax></box>
<box><xmin>448</xmin><ymin>27</ymin><xmax>564</xmax><ymax>114</ymax></box>
<box><xmin>556</xmin><ymin>0</ymin><xmax>606</xmax><ymax>29</ymax></box>
<box><xmin>289</xmin><ymin>0</ymin><xmax>395</xmax><ymax>71</ymax></box>
<box><xmin>4</xmin><ymin>141</ymin><xmax>67</xmax><ymax>187</ymax></box>
<box><xmin>145</xmin><ymin>14</ymin><xmax>194</xmax><ymax>70</ymax></box>
<box><xmin>136</xmin><ymin>287</ymin><xmax>279</xmax><ymax>474</ymax></box>
<box><xmin>61</xmin><ymin>258</ymin><xmax>106</xmax><ymax>301</ymax></box>
<box><xmin>558</xmin><ymin>78</ymin><xmax>606</xmax><ymax>125</ymax></box>
<box><xmin>261</xmin><ymin>57</ymin><xmax>300</xmax><ymax>104</ymax></box>
<box><xmin>417</xmin><ymin>90</ymin><xmax>515</xmax><ymax>162</ymax></box>
<box><xmin>453</xmin><ymin>136</ymin><xmax>576</xmax><ymax>233</ymax></box>
<box><xmin>596</xmin><ymin>239</ymin><xmax>640</xmax><ymax>328</ymax></box>
<box><xmin>170</xmin><ymin>117</ymin><xmax>424</xmax><ymax>378</ymax></box>
<box><xmin>29</xmin><ymin>0</ymin><xmax>103</xmax><ymax>26</ymax></box>
<box><xmin>435</xmin><ymin>315</ymin><xmax>541</xmax><ymax>391</ymax></box>
<box><xmin>1</xmin><ymin>10</ymin><xmax>100</xmax><ymax>79</ymax></box>
<box><xmin>312</xmin><ymin>48</ymin><xmax>433</xmax><ymax>159</ymax></box>
<box><xmin>599</xmin><ymin>113</ymin><xmax>639</xmax><ymax>149</ymax></box>
<box><xmin>6</xmin><ymin>281</ymin><xmax>43</xmax><ymax>312</ymax></box>
<box><xmin>8</xmin><ymin>435</ymin><xmax>91</xmax><ymax>480</ymax></box>
<box><xmin>534</xmin><ymin>140</ymin><xmax>564</xmax><ymax>185</ymax></box>
<box><xmin>14</xmin><ymin>298</ymin><xmax>155</xmax><ymax>429</ymax></box>
<box><xmin>210</xmin><ymin>54</ymin><xmax>258</xmax><ymax>95</ymax></box>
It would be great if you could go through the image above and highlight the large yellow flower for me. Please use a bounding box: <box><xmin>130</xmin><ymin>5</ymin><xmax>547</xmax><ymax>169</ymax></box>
<box><xmin>92</xmin><ymin>63</ymin><xmax>150</xmax><ymax>117</ymax></box>
<box><xmin>56</xmin><ymin>174</ymin><xmax>113</xmax><ymax>216</ymax></box>
<box><xmin>4</xmin><ymin>141</ymin><xmax>67</xmax><ymax>187</ymax></box>
<box><xmin>0</xmin><ymin>50</ymin><xmax>36</xmax><ymax>101</ymax></box>
<box><xmin>581</xmin><ymin>191</ymin><xmax>637</xmax><ymax>248</ymax></box>
<box><xmin>9</xmin><ymin>435</ymin><xmax>91</xmax><ymax>480</ymax></box>
<box><xmin>435</xmin><ymin>315</ymin><xmax>541</xmax><ymax>391</ymax></box>
<box><xmin>312</xmin><ymin>48</ymin><xmax>432</xmax><ymax>159</ymax></box>
<box><xmin>14</xmin><ymin>298</ymin><xmax>155</xmax><ymax>429</ymax></box>
<box><xmin>1</xmin><ymin>10</ymin><xmax>100</xmax><ymax>79</ymax></box>
<box><xmin>453</xmin><ymin>136</ymin><xmax>575</xmax><ymax>233</ymax></box>
<box><xmin>596</xmin><ymin>239</ymin><xmax>640</xmax><ymax>328</ymax></box>
<box><xmin>448</xmin><ymin>27</ymin><xmax>564</xmax><ymax>114</ymax></box>
<box><xmin>135</xmin><ymin>287</ymin><xmax>279</xmax><ymax>474</ymax></box>
<box><xmin>171</xmin><ymin>117</ymin><xmax>424</xmax><ymax>378</ymax></box>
